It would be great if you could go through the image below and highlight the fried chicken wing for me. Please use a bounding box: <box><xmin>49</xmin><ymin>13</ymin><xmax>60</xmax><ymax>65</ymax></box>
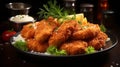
<box><xmin>60</xmin><ymin>40</ymin><xmax>88</xmax><ymax>55</ymax></box>
<box><xmin>72</xmin><ymin>23</ymin><xmax>100</xmax><ymax>40</ymax></box>
<box><xmin>26</xmin><ymin>39</ymin><xmax>48</xmax><ymax>52</ymax></box>
<box><xmin>34</xmin><ymin>18</ymin><xmax>58</xmax><ymax>43</ymax></box>
<box><xmin>88</xmin><ymin>31</ymin><xmax>108</xmax><ymax>50</ymax></box>
<box><xmin>20</xmin><ymin>15</ymin><xmax>109</xmax><ymax>55</ymax></box>
<box><xmin>46</xmin><ymin>16</ymin><xmax>60</xmax><ymax>27</ymax></box>
<box><xmin>21</xmin><ymin>23</ymin><xmax>35</xmax><ymax>39</ymax></box>
<box><xmin>48</xmin><ymin>20</ymin><xmax>78</xmax><ymax>47</ymax></box>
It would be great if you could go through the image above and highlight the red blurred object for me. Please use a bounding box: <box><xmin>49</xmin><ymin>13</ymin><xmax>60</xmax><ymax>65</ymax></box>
<box><xmin>99</xmin><ymin>0</ymin><xmax>109</xmax><ymax>10</ymax></box>
<box><xmin>97</xmin><ymin>0</ymin><xmax>109</xmax><ymax>23</ymax></box>
<box><xmin>2</xmin><ymin>30</ymin><xmax>16</xmax><ymax>41</ymax></box>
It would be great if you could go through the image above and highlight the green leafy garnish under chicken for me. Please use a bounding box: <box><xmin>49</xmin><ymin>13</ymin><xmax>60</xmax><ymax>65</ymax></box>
<box><xmin>85</xmin><ymin>46</ymin><xmax>96</xmax><ymax>54</ymax></box>
<box><xmin>46</xmin><ymin>46</ymin><xmax>67</xmax><ymax>55</ymax></box>
<box><xmin>13</xmin><ymin>40</ymin><xmax>28</xmax><ymax>51</ymax></box>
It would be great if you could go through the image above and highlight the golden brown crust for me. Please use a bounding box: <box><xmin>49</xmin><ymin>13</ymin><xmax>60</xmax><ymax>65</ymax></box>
<box><xmin>26</xmin><ymin>39</ymin><xmax>48</xmax><ymax>52</ymax></box>
<box><xmin>34</xmin><ymin>20</ymin><xmax>54</xmax><ymax>43</ymax></box>
<box><xmin>88</xmin><ymin>31</ymin><xmax>108</xmax><ymax>50</ymax></box>
<box><xmin>60</xmin><ymin>40</ymin><xmax>88</xmax><ymax>55</ymax></box>
<box><xmin>21</xmin><ymin>23</ymin><xmax>35</xmax><ymax>39</ymax></box>
<box><xmin>48</xmin><ymin>20</ymin><xmax>78</xmax><ymax>47</ymax></box>
<box><xmin>34</xmin><ymin>17</ymin><xmax>59</xmax><ymax>43</ymax></box>
<box><xmin>20</xmin><ymin>17</ymin><xmax>108</xmax><ymax>55</ymax></box>
<box><xmin>72</xmin><ymin>23</ymin><xmax>100</xmax><ymax>40</ymax></box>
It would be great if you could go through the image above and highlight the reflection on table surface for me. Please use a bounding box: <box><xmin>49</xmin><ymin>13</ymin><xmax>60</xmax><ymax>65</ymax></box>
<box><xmin>0</xmin><ymin>20</ymin><xmax>120</xmax><ymax>67</ymax></box>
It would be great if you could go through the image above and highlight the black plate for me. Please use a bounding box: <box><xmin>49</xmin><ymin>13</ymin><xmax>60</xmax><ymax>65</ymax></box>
<box><xmin>10</xmin><ymin>31</ymin><xmax>118</xmax><ymax>61</ymax></box>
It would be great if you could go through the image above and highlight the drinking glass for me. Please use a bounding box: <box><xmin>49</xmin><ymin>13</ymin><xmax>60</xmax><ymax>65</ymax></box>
<box><xmin>6</xmin><ymin>2</ymin><xmax>31</xmax><ymax>16</ymax></box>
<box><xmin>102</xmin><ymin>10</ymin><xmax>115</xmax><ymax>29</ymax></box>
<box><xmin>80</xmin><ymin>3</ymin><xmax>94</xmax><ymax>23</ymax></box>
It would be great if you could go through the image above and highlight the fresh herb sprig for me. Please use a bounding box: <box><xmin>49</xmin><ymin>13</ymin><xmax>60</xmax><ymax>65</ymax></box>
<box><xmin>37</xmin><ymin>0</ymin><xmax>69</xmax><ymax>20</ymax></box>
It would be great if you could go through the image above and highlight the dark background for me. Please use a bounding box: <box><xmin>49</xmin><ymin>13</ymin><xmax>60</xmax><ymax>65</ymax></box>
<box><xmin>0</xmin><ymin>1</ymin><xmax>120</xmax><ymax>67</ymax></box>
<box><xmin>0</xmin><ymin>0</ymin><xmax>119</xmax><ymax>24</ymax></box>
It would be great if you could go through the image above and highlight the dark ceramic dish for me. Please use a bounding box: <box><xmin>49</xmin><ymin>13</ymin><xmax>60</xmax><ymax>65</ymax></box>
<box><xmin>10</xmin><ymin>31</ymin><xmax>118</xmax><ymax>61</ymax></box>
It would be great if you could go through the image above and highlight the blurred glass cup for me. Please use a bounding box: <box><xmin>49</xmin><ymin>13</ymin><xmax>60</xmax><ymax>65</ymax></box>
<box><xmin>80</xmin><ymin>3</ymin><xmax>94</xmax><ymax>23</ymax></box>
<box><xmin>102</xmin><ymin>10</ymin><xmax>115</xmax><ymax>29</ymax></box>
<box><xmin>6</xmin><ymin>2</ymin><xmax>31</xmax><ymax>16</ymax></box>
<box><xmin>63</xmin><ymin>0</ymin><xmax>76</xmax><ymax>14</ymax></box>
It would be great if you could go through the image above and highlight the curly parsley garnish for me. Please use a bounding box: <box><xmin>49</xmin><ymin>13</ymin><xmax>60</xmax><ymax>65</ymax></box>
<box><xmin>100</xmin><ymin>24</ymin><xmax>107</xmax><ymax>32</ymax></box>
<box><xmin>85</xmin><ymin>46</ymin><xmax>96</xmax><ymax>54</ymax></box>
<box><xmin>46</xmin><ymin>46</ymin><xmax>67</xmax><ymax>56</ymax></box>
<box><xmin>13</xmin><ymin>40</ymin><xmax>28</xmax><ymax>51</ymax></box>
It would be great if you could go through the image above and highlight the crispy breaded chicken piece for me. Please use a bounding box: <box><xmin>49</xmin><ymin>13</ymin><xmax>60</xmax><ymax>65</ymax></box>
<box><xmin>26</xmin><ymin>39</ymin><xmax>48</xmax><ymax>52</ymax></box>
<box><xmin>88</xmin><ymin>31</ymin><xmax>108</xmax><ymax>50</ymax></box>
<box><xmin>34</xmin><ymin>18</ymin><xmax>58</xmax><ymax>43</ymax></box>
<box><xmin>46</xmin><ymin>16</ymin><xmax>60</xmax><ymax>27</ymax></box>
<box><xmin>21</xmin><ymin>23</ymin><xmax>35</xmax><ymax>39</ymax></box>
<box><xmin>60</xmin><ymin>40</ymin><xmax>88</xmax><ymax>55</ymax></box>
<box><xmin>72</xmin><ymin>23</ymin><xmax>101</xmax><ymax>40</ymax></box>
<box><xmin>48</xmin><ymin>20</ymin><xmax>78</xmax><ymax>47</ymax></box>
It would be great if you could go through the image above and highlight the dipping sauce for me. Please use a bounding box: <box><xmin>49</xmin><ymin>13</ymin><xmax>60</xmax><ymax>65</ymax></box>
<box><xmin>9</xmin><ymin>15</ymin><xmax>35</xmax><ymax>32</ymax></box>
<box><xmin>10</xmin><ymin>15</ymin><xmax>34</xmax><ymax>23</ymax></box>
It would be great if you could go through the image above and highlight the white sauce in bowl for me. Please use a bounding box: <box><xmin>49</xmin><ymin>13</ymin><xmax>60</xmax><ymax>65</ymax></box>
<box><xmin>10</xmin><ymin>15</ymin><xmax>34</xmax><ymax>23</ymax></box>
